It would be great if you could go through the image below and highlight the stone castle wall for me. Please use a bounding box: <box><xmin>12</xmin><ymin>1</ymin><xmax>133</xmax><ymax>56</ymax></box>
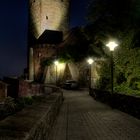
<box><xmin>0</xmin><ymin>91</ymin><xmax>63</xmax><ymax>140</ymax></box>
<box><xmin>29</xmin><ymin>0</ymin><xmax>70</xmax><ymax>39</ymax></box>
<box><xmin>0</xmin><ymin>81</ymin><xmax>8</xmax><ymax>101</ymax></box>
<box><xmin>32</xmin><ymin>44</ymin><xmax>56</xmax><ymax>81</ymax></box>
<box><xmin>18</xmin><ymin>80</ymin><xmax>44</xmax><ymax>97</ymax></box>
<box><xmin>28</xmin><ymin>0</ymin><xmax>70</xmax><ymax>81</ymax></box>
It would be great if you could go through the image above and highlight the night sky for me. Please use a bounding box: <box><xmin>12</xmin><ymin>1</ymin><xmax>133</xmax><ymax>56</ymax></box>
<box><xmin>0</xmin><ymin>0</ymin><xmax>90</xmax><ymax>78</ymax></box>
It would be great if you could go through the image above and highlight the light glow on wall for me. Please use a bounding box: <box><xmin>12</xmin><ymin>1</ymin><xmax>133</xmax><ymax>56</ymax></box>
<box><xmin>29</xmin><ymin>0</ymin><xmax>69</xmax><ymax>39</ymax></box>
<box><xmin>58</xmin><ymin>63</ymin><xmax>65</xmax><ymax>71</ymax></box>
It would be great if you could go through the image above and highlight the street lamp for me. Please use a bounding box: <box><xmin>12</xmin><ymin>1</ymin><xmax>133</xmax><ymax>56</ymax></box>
<box><xmin>106</xmin><ymin>41</ymin><xmax>118</xmax><ymax>95</ymax></box>
<box><xmin>54</xmin><ymin>60</ymin><xmax>59</xmax><ymax>85</ymax></box>
<box><xmin>87</xmin><ymin>58</ymin><xmax>94</xmax><ymax>89</ymax></box>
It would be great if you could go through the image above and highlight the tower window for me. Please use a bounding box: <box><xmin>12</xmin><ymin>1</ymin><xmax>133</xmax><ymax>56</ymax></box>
<box><xmin>46</xmin><ymin>16</ymin><xmax>48</xmax><ymax>20</ymax></box>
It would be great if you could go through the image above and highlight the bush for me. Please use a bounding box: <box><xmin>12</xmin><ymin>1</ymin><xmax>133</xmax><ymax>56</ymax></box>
<box><xmin>23</xmin><ymin>97</ymin><xmax>34</xmax><ymax>105</ymax></box>
<box><xmin>0</xmin><ymin>97</ymin><xmax>16</xmax><ymax>120</ymax></box>
<box><xmin>95</xmin><ymin>43</ymin><xmax>140</xmax><ymax>96</ymax></box>
<box><xmin>3</xmin><ymin>96</ymin><xmax>16</xmax><ymax>113</ymax></box>
<box><xmin>0</xmin><ymin>95</ymin><xmax>48</xmax><ymax>120</ymax></box>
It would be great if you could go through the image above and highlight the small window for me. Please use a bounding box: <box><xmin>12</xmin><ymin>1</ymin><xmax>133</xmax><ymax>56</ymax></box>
<box><xmin>61</xmin><ymin>0</ymin><xmax>63</xmax><ymax>2</ymax></box>
<box><xmin>46</xmin><ymin>16</ymin><xmax>48</xmax><ymax>20</ymax></box>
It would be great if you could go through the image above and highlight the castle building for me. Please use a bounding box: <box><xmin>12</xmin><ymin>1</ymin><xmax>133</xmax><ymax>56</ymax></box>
<box><xmin>28</xmin><ymin>0</ymin><xmax>70</xmax><ymax>82</ymax></box>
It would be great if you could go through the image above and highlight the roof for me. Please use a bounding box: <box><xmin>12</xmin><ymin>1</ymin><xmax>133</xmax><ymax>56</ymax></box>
<box><xmin>37</xmin><ymin>30</ymin><xmax>63</xmax><ymax>44</ymax></box>
<box><xmin>58</xmin><ymin>27</ymin><xmax>90</xmax><ymax>48</ymax></box>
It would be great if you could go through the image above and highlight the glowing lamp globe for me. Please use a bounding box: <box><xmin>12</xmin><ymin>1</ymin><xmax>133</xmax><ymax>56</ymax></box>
<box><xmin>54</xmin><ymin>60</ymin><xmax>59</xmax><ymax>66</ymax></box>
<box><xmin>106</xmin><ymin>41</ymin><xmax>118</xmax><ymax>51</ymax></box>
<box><xmin>87</xmin><ymin>58</ymin><xmax>94</xmax><ymax>65</ymax></box>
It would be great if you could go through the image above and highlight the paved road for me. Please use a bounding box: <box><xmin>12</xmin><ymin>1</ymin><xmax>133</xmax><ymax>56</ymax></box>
<box><xmin>48</xmin><ymin>90</ymin><xmax>140</xmax><ymax>140</ymax></box>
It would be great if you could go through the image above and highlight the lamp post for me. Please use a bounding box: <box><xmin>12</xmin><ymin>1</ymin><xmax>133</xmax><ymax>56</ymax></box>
<box><xmin>54</xmin><ymin>60</ymin><xmax>59</xmax><ymax>85</ymax></box>
<box><xmin>87</xmin><ymin>58</ymin><xmax>94</xmax><ymax>90</ymax></box>
<box><xmin>106</xmin><ymin>41</ymin><xmax>118</xmax><ymax>95</ymax></box>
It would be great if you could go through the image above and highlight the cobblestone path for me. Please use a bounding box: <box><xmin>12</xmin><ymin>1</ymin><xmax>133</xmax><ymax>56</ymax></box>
<box><xmin>48</xmin><ymin>90</ymin><xmax>140</xmax><ymax>140</ymax></box>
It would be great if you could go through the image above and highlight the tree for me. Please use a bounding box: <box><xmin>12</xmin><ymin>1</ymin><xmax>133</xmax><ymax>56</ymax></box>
<box><xmin>86</xmin><ymin>0</ymin><xmax>140</xmax><ymax>95</ymax></box>
<box><xmin>87</xmin><ymin>0</ymin><xmax>140</xmax><ymax>30</ymax></box>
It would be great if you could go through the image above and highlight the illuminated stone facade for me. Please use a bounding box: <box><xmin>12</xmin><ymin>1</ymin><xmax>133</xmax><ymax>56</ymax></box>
<box><xmin>32</xmin><ymin>44</ymin><xmax>57</xmax><ymax>81</ymax></box>
<box><xmin>28</xmin><ymin>0</ymin><xmax>70</xmax><ymax>82</ymax></box>
<box><xmin>29</xmin><ymin>0</ymin><xmax>70</xmax><ymax>39</ymax></box>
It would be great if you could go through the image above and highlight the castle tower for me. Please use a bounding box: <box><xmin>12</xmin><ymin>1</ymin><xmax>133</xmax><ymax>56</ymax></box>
<box><xmin>28</xmin><ymin>0</ymin><xmax>70</xmax><ymax>81</ymax></box>
<box><xmin>29</xmin><ymin>0</ymin><xmax>70</xmax><ymax>40</ymax></box>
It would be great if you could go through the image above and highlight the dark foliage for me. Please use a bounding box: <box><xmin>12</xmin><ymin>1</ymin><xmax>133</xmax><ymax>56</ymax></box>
<box><xmin>58</xmin><ymin>27</ymin><xmax>91</xmax><ymax>62</ymax></box>
<box><xmin>86</xmin><ymin>0</ymin><xmax>140</xmax><ymax>95</ymax></box>
<box><xmin>90</xmin><ymin>88</ymin><xmax>140</xmax><ymax>119</ymax></box>
<box><xmin>0</xmin><ymin>96</ymin><xmax>46</xmax><ymax>120</ymax></box>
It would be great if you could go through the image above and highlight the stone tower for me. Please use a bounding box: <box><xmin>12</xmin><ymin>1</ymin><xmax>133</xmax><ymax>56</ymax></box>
<box><xmin>29</xmin><ymin>0</ymin><xmax>70</xmax><ymax>41</ymax></box>
<box><xmin>28</xmin><ymin>0</ymin><xmax>70</xmax><ymax>81</ymax></box>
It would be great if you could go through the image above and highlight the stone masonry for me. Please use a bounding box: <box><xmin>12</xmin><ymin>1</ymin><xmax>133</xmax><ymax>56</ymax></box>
<box><xmin>28</xmin><ymin>0</ymin><xmax>70</xmax><ymax>82</ymax></box>
<box><xmin>48</xmin><ymin>90</ymin><xmax>140</xmax><ymax>140</ymax></box>
<box><xmin>29</xmin><ymin>0</ymin><xmax>70</xmax><ymax>39</ymax></box>
<box><xmin>0</xmin><ymin>81</ymin><xmax>8</xmax><ymax>101</ymax></box>
<box><xmin>0</xmin><ymin>91</ymin><xmax>63</xmax><ymax>140</ymax></box>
